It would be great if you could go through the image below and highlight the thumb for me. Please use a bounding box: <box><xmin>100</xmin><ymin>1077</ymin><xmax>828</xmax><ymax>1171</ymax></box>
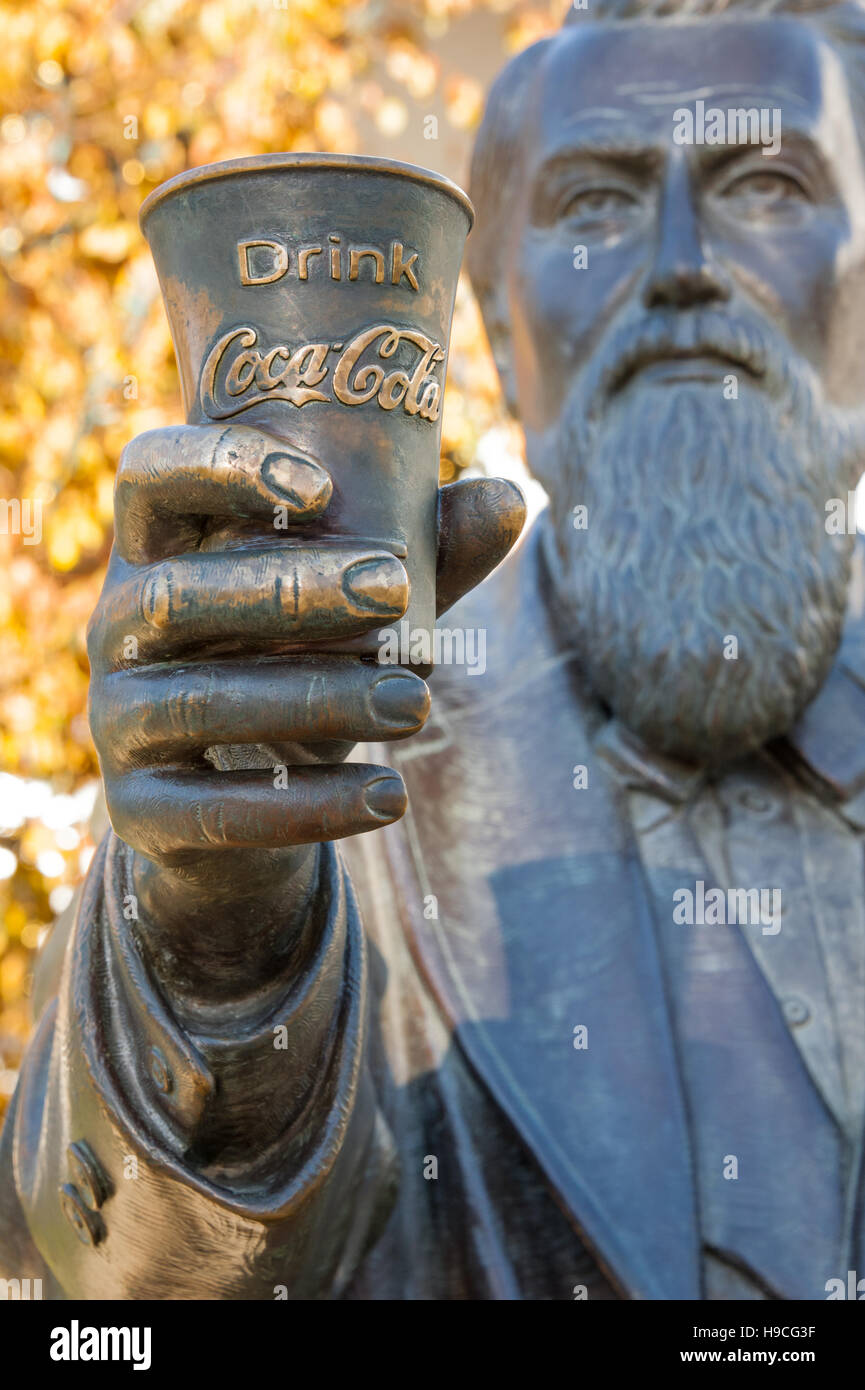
<box><xmin>436</xmin><ymin>476</ymin><xmax>526</xmax><ymax>617</ymax></box>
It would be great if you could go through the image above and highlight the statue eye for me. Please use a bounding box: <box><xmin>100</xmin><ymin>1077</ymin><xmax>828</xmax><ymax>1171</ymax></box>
<box><xmin>719</xmin><ymin>170</ymin><xmax>807</xmax><ymax>204</ymax></box>
<box><xmin>559</xmin><ymin>186</ymin><xmax>638</xmax><ymax>221</ymax></box>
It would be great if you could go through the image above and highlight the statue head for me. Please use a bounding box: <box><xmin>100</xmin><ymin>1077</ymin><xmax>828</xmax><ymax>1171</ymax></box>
<box><xmin>468</xmin><ymin>0</ymin><xmax>865</xmax><ymax>764</ymax></box>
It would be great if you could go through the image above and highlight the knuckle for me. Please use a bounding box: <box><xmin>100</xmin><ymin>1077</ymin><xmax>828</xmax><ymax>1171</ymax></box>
<box><xmin>140</xmin><ymin>563</ymin><xmax>175</xmax><ymax>629</ymax></box>
<box><xmin>89</xmin><ymin>677</ymin><xmax>136</xmax><ymax>769</ymax></box>
<box><xmin>116</xmin><ymin>428</ymin><xmax>162</xmax><ymax>484</ymax></box>
<box><xmin>276</xmin><ymin>571</ymin><xmax>301</xmax><ymax>619</ymax></box>
<box><xmin>102</xmin><ymin>778</ymin><xmax>139</xmax><ymax>852</ymax></box>
<box><xmin>212</xmin><ymin>424</ymin><xmax>272</xmax><ymax>482</ymax></box>
<box><xmin>125</xmin><ymin>773</ymin><xmax>178</xmax><ymax>861</ymax></box>
<box><xmin>193</xmin><ymin>795</ymin><xmax>230</xmax><ymax>847</ymax></box>
<box><xmin>217</xmin><ymin>422</ymin><xmax>260</xmax><ymax>456</ymax></box>
<box><xmin>163</xmin><ymin>680</ymin><xmax>204</xmax><ymax>741</ymax></box>
<box><xmin>85</xmin><ymin>690</ymin><xmax>103</xmax><ymax>754</ymax></box>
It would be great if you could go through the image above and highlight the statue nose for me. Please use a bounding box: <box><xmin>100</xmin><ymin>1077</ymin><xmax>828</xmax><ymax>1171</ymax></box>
<box><xmin>642</xmin><ymin>158</ymin><xmax>732</xmax><ymax>310</ymax></box>
<box><xmin>643</xmin><ymin>255</ymin><xmax>730</xmax><ymax>310</ymax></box>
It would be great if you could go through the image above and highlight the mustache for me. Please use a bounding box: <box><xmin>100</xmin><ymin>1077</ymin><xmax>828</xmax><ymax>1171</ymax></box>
<box><xmin>580</xmin><ymin>307</ymin><xmax>800</xmax><ymax>422</ymax></box>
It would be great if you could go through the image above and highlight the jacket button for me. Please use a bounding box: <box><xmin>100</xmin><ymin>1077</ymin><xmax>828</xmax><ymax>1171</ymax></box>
<box><xmin>149</xmin><ymin>1045</ymin><xmax>173</xmax><ymax>1095</ymax></box>
<box><xmin>68</xmin><ymin>1140</ymin><xmax>108</xmax><ymax>1209</ymax></box>
<box><xmin>739</xmin><ymin>788</ymin><xmax>776</xmax><ymax>816</ymax></box>
<box><xmin>783</xmin><ymin>995</ymin><xmax>810</xmax><ymax>1027</ymax></box>
<box><xmin>60</xmin><ymin>1184</ymin><xmax>105</xmax><ymax>1246</ymax></box>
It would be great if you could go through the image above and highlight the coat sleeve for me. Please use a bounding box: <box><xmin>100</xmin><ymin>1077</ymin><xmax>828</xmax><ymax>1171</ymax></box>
<box><xmin>0</xmin><ymin>830</ymin><xmax>398</xmax><ymax>1300</ymax></box>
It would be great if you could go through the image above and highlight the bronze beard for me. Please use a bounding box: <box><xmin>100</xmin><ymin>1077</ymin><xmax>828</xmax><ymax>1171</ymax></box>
<box><xmin>541</xmin><ymin>307</ymin><xmax>865</xmax><ymax>766</ymax></box>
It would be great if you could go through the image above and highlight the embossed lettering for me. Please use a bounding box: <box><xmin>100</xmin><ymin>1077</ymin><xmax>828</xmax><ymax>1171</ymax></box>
<box><xmin>298</xmin><ymin>246</ymin><xmax>322</xmax><ymax>279</ymax></box>
<box><xmin>391</xmin><ymin>241</ymin><xmax>419</xmax><ymax>291</ymax></box>
<box><xmin>349</xmin><ymin>246</ymin><xmax>386</xmax><ymax>283</ymax></box>
<box><xmin>200</xmin><ymin>322</ymin><xmax>445</xmax><ymax>422</ymax></box>
<box><xmin>237</xmin><ymin>240</ymin><xmax>288</xmax><ymax>285</ymax></box>
<box><xmin>235</xmin><ymin>234</ymin><xmax>420</xmax><ymax>290</ymax></box>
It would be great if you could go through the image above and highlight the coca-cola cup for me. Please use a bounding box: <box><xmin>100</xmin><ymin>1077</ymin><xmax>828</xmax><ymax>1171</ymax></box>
<box><xmin>139</xmin><ymin>152</ymin><xmax>474</xmax><ymax>673</ymax></box>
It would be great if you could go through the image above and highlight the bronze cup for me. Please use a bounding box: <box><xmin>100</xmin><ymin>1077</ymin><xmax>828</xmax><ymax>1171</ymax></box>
<box><xmin>139</xmin><ymin>152</ymin><xmax>475</xmax><ymax>672</ymax></box>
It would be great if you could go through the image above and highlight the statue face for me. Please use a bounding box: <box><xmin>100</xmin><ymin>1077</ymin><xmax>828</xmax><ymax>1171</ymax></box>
<box><xmin>501</xmin><ymin>16</ymin><xmax>865</xmax><ymax>764</ymax></box>
<box><xmin>510</xmin><ymin>16</ymin><xmax>865</xmax><ymax>444</ymax></box>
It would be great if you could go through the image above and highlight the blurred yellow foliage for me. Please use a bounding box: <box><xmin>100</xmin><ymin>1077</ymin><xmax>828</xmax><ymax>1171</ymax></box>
<box><xmin>0</xmin><ymin>0</ymin><xmax>566</xmax><ymax>1116</ymax></box>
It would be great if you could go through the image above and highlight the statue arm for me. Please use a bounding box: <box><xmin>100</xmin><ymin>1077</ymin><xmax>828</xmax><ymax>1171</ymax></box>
<box><xmin>0</xmin><ymin>424</ymin><xmax>522</xmax><ymax>1300</ymax></box>
<box><xmin>2</xmin><ymin>830</ymin><xmax>396</xmax><ymax>1300</ymax></box>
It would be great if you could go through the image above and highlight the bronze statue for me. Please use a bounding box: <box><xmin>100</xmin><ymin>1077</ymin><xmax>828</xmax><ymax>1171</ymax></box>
<box><xmin>4</xmin><ymin>0</ymin><xmax>865</xmax><ymax>1300</ymax></box>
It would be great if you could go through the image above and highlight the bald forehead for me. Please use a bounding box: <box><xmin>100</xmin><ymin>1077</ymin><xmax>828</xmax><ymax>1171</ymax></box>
<box><xmin>531</xmin><ymin>17</ymin><xmax>844</xmax><ymax>155</ymax></box>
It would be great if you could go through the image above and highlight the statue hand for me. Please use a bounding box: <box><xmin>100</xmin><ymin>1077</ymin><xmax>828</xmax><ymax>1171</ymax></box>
<box><xmin>87</xmin><ymin>423</ymin><xmax>524</xmax><ymax>906</ymax></box>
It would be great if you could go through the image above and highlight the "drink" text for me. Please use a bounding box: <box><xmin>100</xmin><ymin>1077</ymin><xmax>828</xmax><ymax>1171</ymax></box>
<box><xmin>237</xmin><ymin>236</ymin><xmax>420</xmax><ymax>290</ymax></box>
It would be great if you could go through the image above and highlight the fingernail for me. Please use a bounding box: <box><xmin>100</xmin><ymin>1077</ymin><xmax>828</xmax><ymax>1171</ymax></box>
<box><xmin>262</xmin><ymin>451</ymin><xmax>332</xmax><ymax>513</ymax></box>
<box><xmin>371</xmin><ymin>673</ymin><xmax>430</xmax><ymax>730</ymax></box>
<box><xmin>363</xmin><ymin>774</ymin><xmax>407</xmax><ymax>821</ymax></box>
<box><xmin>343</xmin><ymin>556</ymin><xmax>408</xmax><ymax>616</ymax></box>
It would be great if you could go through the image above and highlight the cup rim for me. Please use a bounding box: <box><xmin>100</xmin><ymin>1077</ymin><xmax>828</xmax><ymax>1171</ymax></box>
<box><xmin>139</xmin><ymin>151</ymin><xmax>475</xmax><ymax>234</ymax></box>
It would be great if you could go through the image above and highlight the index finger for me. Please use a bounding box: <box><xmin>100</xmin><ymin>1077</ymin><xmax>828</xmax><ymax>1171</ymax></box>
<box><xmin>115</xmin><ymin>423</ymin><xmax>333</xmax><ymax>565</ymax></box>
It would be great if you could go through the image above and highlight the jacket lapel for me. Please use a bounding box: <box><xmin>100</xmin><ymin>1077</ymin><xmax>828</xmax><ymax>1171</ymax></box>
<box><xmin>385</xmin><ymin>520</ymin><xmax>700</xmax><ymax>1299</ymax></box>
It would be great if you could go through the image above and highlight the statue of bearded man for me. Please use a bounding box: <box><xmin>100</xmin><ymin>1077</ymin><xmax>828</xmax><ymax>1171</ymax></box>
<box><xmin>5</xmin><ymin>0</ymin><xmax>865</xmax><ymax>1301</ymax></box>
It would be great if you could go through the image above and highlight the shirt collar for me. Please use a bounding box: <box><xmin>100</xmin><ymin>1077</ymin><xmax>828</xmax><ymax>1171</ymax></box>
<box><xmin>593</xmin><ymin>654</ymin><xmax>865</xmax><ymax>816</ymax></box>
<box><xmin>593</xmin><ymin>719</ymin><xmax>706</xmax><ymax>805</ymax></box>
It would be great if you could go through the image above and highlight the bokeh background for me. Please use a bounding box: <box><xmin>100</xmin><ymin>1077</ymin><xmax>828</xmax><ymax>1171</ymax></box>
<box><xmin>0</xmin><ymin>0</ymin><xmax>569</xmax><ymax>1119</ymax></box>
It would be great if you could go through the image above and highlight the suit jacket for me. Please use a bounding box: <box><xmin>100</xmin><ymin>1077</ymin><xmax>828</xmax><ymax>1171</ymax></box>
<box><xmin>4</xmin><ymin>511</ymin><xmax>865</xmax><ymax>1299</ymax></box>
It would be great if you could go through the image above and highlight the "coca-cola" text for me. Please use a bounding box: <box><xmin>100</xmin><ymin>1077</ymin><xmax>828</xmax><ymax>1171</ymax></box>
<box><xmin>200</xmin><ymin>321</ymin><xmax>445</xmax><ymax>422</ymax></box>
